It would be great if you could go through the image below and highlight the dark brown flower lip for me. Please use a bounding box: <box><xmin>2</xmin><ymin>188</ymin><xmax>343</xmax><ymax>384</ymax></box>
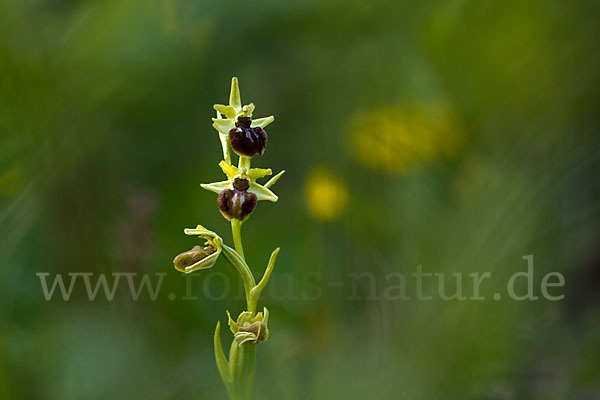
<box><xmin>217</xmin><ymin>188</ymin><xmax>257</xmax><ymax>221</ymax></box>
<box><xmin>229</xmin><ymin>125</ymin><xmax>268</xmax><ymax>157</ymax></box>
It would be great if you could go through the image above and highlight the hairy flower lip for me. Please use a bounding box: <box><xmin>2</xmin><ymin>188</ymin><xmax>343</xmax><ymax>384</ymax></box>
<box><xmin>173</xmin><ymin>245</ymin><xmax>217</xmax><ymax>272</ymax></box>
<box><xmin>217</xmin><ymin>187</ymin><xmax>257</xmax><ymax>221</ymax></box>
<box><xmin>174</xmin><ymin>225</ymin><xmax>223</xmax><ymax>273</ymax></box>
<box><xmin>229</xmin><ymin>125</ymin><xmax>267</xmax><ymax>157</ymax></box>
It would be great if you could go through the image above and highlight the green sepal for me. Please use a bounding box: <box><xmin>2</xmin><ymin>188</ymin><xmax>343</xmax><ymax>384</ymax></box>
<box><xmin>229</xmin><ymin>77</ymin><xmax>241</xmax><ymax>110</ymax></box>
<box><xmin>249</xmin><ymin>182</ymin><xmax>278</xmax><ymax>202</ymax></box>
<box><xmin>212</xmin><ymin>118</ymin><xmax>235</xmax><ymax>135</ymax></box>
<box><xmin>227</xmin><ymin>310</ymin><xmax>239</xmax><ymax>334</ymax></box>
<box><xmin>200</xmin><ymin>180</ymin><xmax>230</xmax><ymax>194</ymax></box>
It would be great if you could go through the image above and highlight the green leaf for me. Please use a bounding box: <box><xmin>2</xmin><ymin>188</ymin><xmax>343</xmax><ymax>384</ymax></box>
<box><xmin>214</xmin><ymin>322</ymin><xmax>230</xmax><ymax>384</ymax></box>
<box><xmin>248</xmin><ymin>248</ymin><xmax>280</xmax><ymax>313</ymax></box>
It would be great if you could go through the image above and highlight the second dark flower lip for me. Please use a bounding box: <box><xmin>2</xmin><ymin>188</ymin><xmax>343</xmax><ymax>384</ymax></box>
<box><xmin>217</xmin><ymin>178</ymin><xmax>257</xmax><ymax>221</ymax></box>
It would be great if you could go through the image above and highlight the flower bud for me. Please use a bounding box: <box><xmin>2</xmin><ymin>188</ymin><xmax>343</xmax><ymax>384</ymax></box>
<box><xmin>173</xmin><ymin>244</ymin><xmax>217</xmax><ymax>273</ymax></box>
<box><xmin>228</xmin><ymin>309</ymin><xmax>270</xmax><ymax>346</ymax></box>
<box><xmin>229</xmin><ymin>116</ymin><xmax>268</xmax><ymax>157</ymax></box>
<box><xmin>217</xmin><ymin>177</ymin><xmax>257</xmax><ymax>221</ymax></box>
<box><xmin>175</xmin><ymin>226</ymin><xmax>223</xmax><ymax>273</ymax></box>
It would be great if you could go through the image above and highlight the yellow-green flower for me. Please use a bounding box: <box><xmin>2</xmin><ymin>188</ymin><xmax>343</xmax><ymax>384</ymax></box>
<box><xmin>212</xmin><ymin>78</ymin><xmax>274</xmax><ymax>162</ymax></box>
<box><xmin>201</xmin><ymin>160</ymin><xmax>284</xmax><ymax>203</ymax></box>
<box><xmin>173</xmin><ymin>225</ymin><xmax>223</xmax><ymax>273</ymax></box>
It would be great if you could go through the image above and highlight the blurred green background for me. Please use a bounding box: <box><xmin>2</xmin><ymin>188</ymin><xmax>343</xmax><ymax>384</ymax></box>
<box><xmin>1</xmin><ymin>0</ymin><xmax>599</xmax><ymax>399</ymax></box>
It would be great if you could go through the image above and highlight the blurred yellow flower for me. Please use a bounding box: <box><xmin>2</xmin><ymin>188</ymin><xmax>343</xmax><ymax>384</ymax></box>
<box><xmin>304</xmin><ymin>168</ymin><xmax>349</xmax><ymax>221</ymax></box>
<box><xmin>349</xmin><ymin>103</ymin><xmax>464</xmax><ymax>174</ymax></box>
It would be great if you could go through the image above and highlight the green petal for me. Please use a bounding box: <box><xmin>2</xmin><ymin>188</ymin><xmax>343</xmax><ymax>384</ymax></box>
<box><xmin>251</xmin><ymin>116</ymin><xmax>274</xmax><ymax>129</ymax></box>
<box><xmin>219</xmin><ymin>161</ymin><xmax>239</xmax><ymax>180</ymax></box>
<box><xmin>201</xmin><ymin>180</ymin><xmax>231</xmax><ymax>194</ymax></box>
<box><xmin>249</xmin><ymin>182</ymin><xmax>278</xmax><ymax>202</ymax></box>
<box><xmin>214</xmin><ymin>104</ymin><xmax>237</xmax><ymax>119</ymax></box>
<box><xmin>247</xmin><ymin>167</ymin><xmax>272</xmax><ymax>182</ymax></box>
<box><xmin>264</xmin><ymin>170</ymin><xmax>285</xmax><ymax>189</ymax></box>
<box><xmin>229</xmin><ymin>77</ymin><xmax>241</xmax><ymax>111</ymax></box>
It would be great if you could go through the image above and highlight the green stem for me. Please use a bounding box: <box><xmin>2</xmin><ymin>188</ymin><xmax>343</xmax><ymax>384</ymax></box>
<box><xmin>238</xmin><ymin>155</ymin><xmax>251</xmax><ymax>170</ymax></box>
<box><xmin>224</xmin><ymin>163</ymin><xmax>258</xmax><ymax>399</ymax></box>
<box><xmin>231</xmin><ymin>219</ymin><xmax>245</xmax><ymax>260</ymax></box>
<box><xmin>242</xmin><ymin>345</ymin><xmax>256</xmax><ymax>400</ymax></box>
<box><xmin>228</xmin><ymin>341</ymin><xmax>240</xmax><ymax>400</ymax></box>
<box><xmin>226</xmin><ymin>341</ymin><xmax>256</xmax><ymax>400</ymax></box>
<box><xmin>235</xmin><ymin>345</ymin><xmax>245</xmax><ymax>397</ymax></box>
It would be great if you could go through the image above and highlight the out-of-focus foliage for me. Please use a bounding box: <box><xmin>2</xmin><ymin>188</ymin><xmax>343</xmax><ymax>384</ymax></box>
<box><xmin>1</xmin><ymin>0</ymin><xmax>599</xmax><ymax>399</ymax></box>
<box><xmin>349</xmin><ymin>103</ymin><xmax>464</xmax><ymax>174</ymax></box>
